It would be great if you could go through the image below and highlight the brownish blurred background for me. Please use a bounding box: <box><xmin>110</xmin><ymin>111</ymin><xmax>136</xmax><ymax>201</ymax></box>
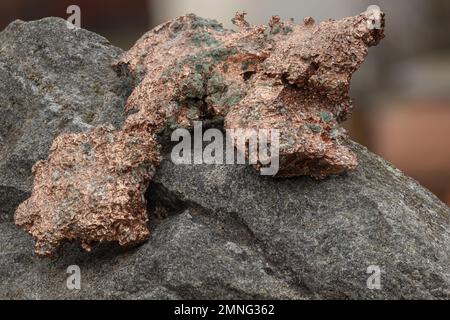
<box><xmin>1</xmin><ymin>0</ymin><xmax>449</xmax><ymax>205</ymax></box>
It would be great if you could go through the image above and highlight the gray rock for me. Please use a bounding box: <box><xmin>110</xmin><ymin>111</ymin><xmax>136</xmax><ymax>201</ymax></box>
<box><xmin>0</xmin><ymin>18</ymin><xmax>449</xmax><ymax>300</ymax></box>
<box><xmin>0</xmin><ymin>210</ymin><xmax>302</xmax><ymax>299</ymax></box>
<box><xmin>150</xmin><ymin>142</ymin><xmax>450</xmax><ymax>299</ymax></box>
<box><xmin>0</xmin><ymin>141</ymin><xmax>449</xmax><ymax>299</ymax></box>
<box><xmin>0</xmin><ymin>18</ymin><xmax>132</xmax><ymax>222</ymax></box>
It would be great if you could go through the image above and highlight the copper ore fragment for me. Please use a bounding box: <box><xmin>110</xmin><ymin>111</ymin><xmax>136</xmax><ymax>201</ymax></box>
<box><xmin>119</xmin><ymin>10</ymin><xmax>384</xmax><ymax>178</ymax></box>
<box><xmin>15</xmin><ymin>11</ymin><xmax>384</xmax><ymax>256</ymax></box>
<box><xmin>15</xmin><ymin>125</ymin><xmax>158</xmax><ymax>256</ymax></box>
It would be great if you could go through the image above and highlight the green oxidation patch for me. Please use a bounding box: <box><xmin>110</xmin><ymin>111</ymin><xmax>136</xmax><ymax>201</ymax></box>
<box><xmin>204</xmin><ymin>47</ymin><xmax>238</xmax><ymax>62</ymax></box>
<box><xmin>305</xmin><ymin>123</ymin><xmax>322</xmax><ymax>133</ymax></box>
<box><xmin>194</xmin><ymin>63</ymin><xmax>209</xmax><ymax>74</ymax></box>
<box><xmin>283</xmin><ymin>26</ymin><xmax>293</xmax><ymax>34</ymax></box>
<box><xmin>183</xmin><ymin>72</ymin><xmax>205</xmax><ymax>99</ymax></box>
<box><xmin>270</xmin><ymin>25</ymin><xmax>293</xmax><ymax>36</ymax></box>
<box><xmin>192</xmin><ymin>32</ymin><xmax>220</xmax><ymax>47</ymax></box>
<box><xmin>190</xmin><ymin>16</ymin><xmax>224</xmax><ymax>31</ymax></box>
<box><xmin>161</xmin><ymin>47</ymin><xmax>243</xmax><ymax>111</ymax></box>
<box><xmin>187</xmin><ymin>107</ymin><xmax>200</xmax><ymax>120</ymax></box>
<box><xmin>162</xmin><ymin>47</ymin><xmax>238</xmax><ymax>80</ymax></box>
<box><xmin>206</xmin><ymin>77</ymin><xmax>245</xmax><ymax>110</ymax></box>
<box><xmin>271</xmin><ymin>26</ymin><xmax>281</xmax><ymax>35</ymax></box>
<box><xmin>319</xmin><ymin>111</ymin><xmax>333</xmax><ymax>123</ymax></box>
<box><xmin>207</xmin><ymin>72</ymin><xmax>228</xmax><ymax>95</ymax></box>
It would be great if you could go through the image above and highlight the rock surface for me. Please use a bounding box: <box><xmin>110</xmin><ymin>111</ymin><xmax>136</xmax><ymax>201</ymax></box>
<box><xmin>0</xmin><ymin>18</ymin><xmax>132</xmax><ymax>222</ymax></box>
<box><xmin>0</xmin><ymin>16</ymin><xmax>449</xmax><ymax>299</ymax></box>
<box><xmin>1</xmin><ymin>142</ymin><xmax>449</xmax><ymax>299</ymax></box>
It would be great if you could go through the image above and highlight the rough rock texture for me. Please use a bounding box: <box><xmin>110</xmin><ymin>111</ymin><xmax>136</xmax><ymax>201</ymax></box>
<box><xmin>15</xmin><ymin>11</ymin><xmax>385</xmax><ymax>256</ymax></box>
<box><xmin>1</xmin><ymin>142</ymin><xmax>449</xmax><ymax>299</ymax></box>
<box><xmin>0</xmin><ymin>18</ymin><xmax>132</xmax><ymax>222</ymax></box>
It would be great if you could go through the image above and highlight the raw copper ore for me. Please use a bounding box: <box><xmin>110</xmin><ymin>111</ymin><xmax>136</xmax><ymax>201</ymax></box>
<box><xmin>15</xmin><ymin>11</ymin><xmax>384</xmax><ymax>256</ymax></box>
<box><xmin>15</xmin><ymin>125</ymin><xmax>158</xmax><ymax>256</ymax></box>
<box><xmin>119</xmin><ymin>10</ymin><xmax>384</xmax><ymax>178</ymax></box>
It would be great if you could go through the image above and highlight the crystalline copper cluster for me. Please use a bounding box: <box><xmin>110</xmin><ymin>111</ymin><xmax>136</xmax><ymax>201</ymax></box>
<box><xmin>15</xmin><ymin>11</ymin><xmax>384</xmax><ymax>256</ymax></box>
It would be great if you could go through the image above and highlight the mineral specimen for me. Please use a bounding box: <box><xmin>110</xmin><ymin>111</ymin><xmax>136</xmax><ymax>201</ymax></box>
<box><xmin>0</xmin><ymin>18</ymin><xmax>131</xmax><ymax>223</ymax></box>
<box><xmin>119</xmin><ymin>10</ymin><xmax>385</xmax><ymax>178</ymax></box>
<box><xmin>15</xmin><ymin>125</ymin><xmax>158</xmax><ymax>256</ymax></box>
<box><xmin>15</xmin><ymin>10</ymin><xmax>384</xmax><ymax>256</ymax></box>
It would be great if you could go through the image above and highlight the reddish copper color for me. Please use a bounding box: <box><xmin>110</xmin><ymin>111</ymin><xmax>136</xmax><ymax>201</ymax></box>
<box><xmin>16</xmin><ymin>11</ymin><xmax>384</xmax><ymax>256</ymax></box>
<box><xmin>15</xmin><ymin>126</ymin><xmax>158</xmax><ymax>256</ymax></box>
<box><xmin>119</xmin><ymin>10</ymin><xmax>384</xmax><ymax>178</ymax></box>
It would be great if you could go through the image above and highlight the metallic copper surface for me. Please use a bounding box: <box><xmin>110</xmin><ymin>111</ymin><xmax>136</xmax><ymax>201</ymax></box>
<box><xmin>15</xmin><ymin>125</ymin><xmax>158</xmax><ymax>256</ymax></box>
<box><xmin>119</xmin><ymin>10</ymin><xmax>384</xmax><ymax>178</ymax></box>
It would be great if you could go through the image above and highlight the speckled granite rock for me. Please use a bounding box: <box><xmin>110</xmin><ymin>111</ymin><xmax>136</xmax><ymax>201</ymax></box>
<box><xmin>0</xmin><ymin>18</ymin><xmax>132</xmax><ymax>222</ymax></box>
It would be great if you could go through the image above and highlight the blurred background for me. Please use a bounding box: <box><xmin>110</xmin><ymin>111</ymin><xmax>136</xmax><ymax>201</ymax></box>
<box><xmin>1</xmin><ymin>0</ymin><xmax>449</xmax><ymax>205</ymax></box>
